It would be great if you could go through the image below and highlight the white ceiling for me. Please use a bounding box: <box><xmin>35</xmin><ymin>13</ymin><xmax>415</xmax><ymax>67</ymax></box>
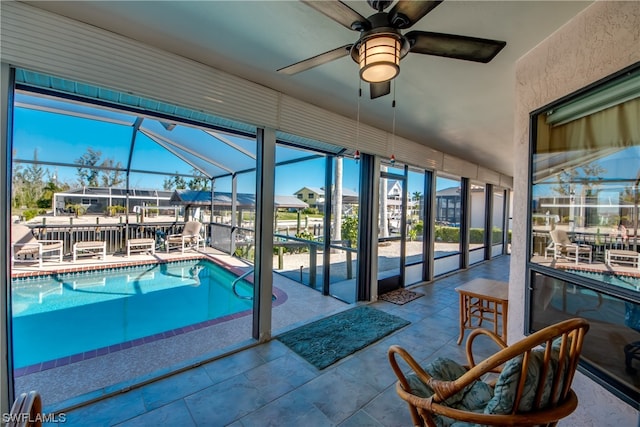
<box><xmin>24</xmin><ymin>1</ymin><xmax>593</xmax><ymax>177</ymax></box>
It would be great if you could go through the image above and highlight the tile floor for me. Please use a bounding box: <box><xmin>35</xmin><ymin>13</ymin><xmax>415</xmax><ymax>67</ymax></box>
<box><xmin>43</xmin><ymin>256</ymin><xmax>511</xmax><ymax>426</ymax></box>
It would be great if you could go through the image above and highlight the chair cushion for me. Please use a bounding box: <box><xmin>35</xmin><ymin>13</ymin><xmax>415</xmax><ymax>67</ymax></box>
<box><xmin>14</xmin><ymin>245</ymin><xmax>40</xmax><ymax>255</ymax></box>
<box><xmin>406</xmin><ymin>358</ymin><xmax>494</xmax><ymax>427</ymax></box>
<box><xmin>484</xmin><ymin>339</ymin><xmax>565</xmax><ymax>415</ymax></box>
<box><xmin>406</xmin><ymin>357</ymin><xmax>469</xmax><ymax>404</ymax></box>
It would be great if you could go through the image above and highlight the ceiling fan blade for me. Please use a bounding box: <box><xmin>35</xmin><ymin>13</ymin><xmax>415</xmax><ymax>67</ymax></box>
<box><xmin>389</xmin><ymin>0</ymin><xmax>443</xmax><ymax>29</ymax></box>
<box><xmin>301</xmin><ymin>0</ymin><xmax>369</xmax><ymax>31</ymax></box>
<box><xmin>406</xmin><ymin>31</ymin><xmax>506</xmax><ymax>63</ymax></box>
<box><xmin>277</xmin><ymin>44</ymin><xmax>353</xmax><ymax>75</ymax></box>
<box><xmin>370</xmin><ymin>81</ymin><xmax>391</xmax><ymax>99</ymax></box>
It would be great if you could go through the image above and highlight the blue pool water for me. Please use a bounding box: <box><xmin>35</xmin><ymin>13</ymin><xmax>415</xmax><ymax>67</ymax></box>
<box><xmin>11</xmin><ymin>260</ymin><xmax>254</xmax><ymax>368</ymax></box>
<box><xmin>566</xmin><ymin>269</ymin><xmax>640</xmax><ymax>292</ymax></box>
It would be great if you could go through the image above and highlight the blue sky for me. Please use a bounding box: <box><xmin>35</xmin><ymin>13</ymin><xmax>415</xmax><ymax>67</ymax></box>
<box><xmin>13</xmin><ymin>101</ymin><xmax>453</xmax><ymax>197</ymax></box>
<box><xmin>533</xmin><ymin>146</ymin><xmax>640</xmax><ymax>197</ymax></box>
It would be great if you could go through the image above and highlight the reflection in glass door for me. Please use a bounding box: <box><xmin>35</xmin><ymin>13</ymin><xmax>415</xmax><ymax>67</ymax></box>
<box><xmin>377</xmin><ymin>164</ymin><xmax>407</xmax><ymax>295</ymax></box>
<box><xmin>492</xmin><ymin>187</ymin><xmax>506</xmax><ymax>257</ymax></box>
<box><xmin>328</xmin><ymin>156</ymin><xmax>360</xmax><ymax>303</ymax></box>
<box><xmin>404</xmin><ymin>169</ymin><xmax>426</xmax><ymax>285</ymax></box>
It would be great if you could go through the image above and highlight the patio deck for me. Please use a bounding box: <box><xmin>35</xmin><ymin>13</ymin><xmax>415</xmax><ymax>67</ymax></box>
<box><xmin>13</xmin><ymin>256</ymin><xmax>515</xmax><ymax>426</ymax></box>
<box><xmin>11</xmin><ymin>247</ymin><xmax>349</xmax><ymax>409</ymax></box>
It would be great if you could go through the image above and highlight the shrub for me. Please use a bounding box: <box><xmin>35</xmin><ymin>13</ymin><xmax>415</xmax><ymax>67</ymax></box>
<box><xmin>295</xmin><ymin>230</ymin><xmax>315</xmax><ymax>241</ymax></box>
<box><xmin>234</xmin><ymin>245</ymin><xmax>254</xmax><ymax>260</ymax></box>
<box><xmin>105</xmin><ymin>205</ymin><xmax>127</xmax><ymax>216</ymax></box>
<box><xmin>273</xmin><ymin>244</ymin><xmax>288</xmax><ymax>255</ymax></box>
<box><xmin>288</xmin><ymin>230</ymin><xmax>315</xmax><ymax>254</ymax></box>
<box><xmin>341</xmin><ymin>215</ymin><xmax>358</xmax><ymax>248</ymax></box>
<box><xmin>431</xmin><ymin>226</ymin><xmax>510</xmax><ymax>245</ymax></box>
<box><xmin>408</xmin><ymin>228</ymin><xmax>418</xmax><ymax>241</ymax></box>
<box><xmin>469</xmin><ymin>228</ymin><xmax>485</xmax><ymax>244</ymax></box>
<box><xmin>66</xmin><ymin>204</ymin><xmax>86</xmax><ymax>217</ymax></box>
<box><xmin>435</xmin><ymin>225</ymin><xmax>460</xmax><ymax>243</ymax></box>
<box><xmin>491</xmin><ymin>227</ymin><xmax>503</xmax><ymax>243</ymax></box>
<box><xmin>36</xmin><ymin>198</ymin><xmax>51</xmax><ymax>209</ymax></box>
<box><xmin>407</xmin><ymin>220</ymin><xmax>423</xmax><ymax>241</ymax></box>
<box><xmin>22</xmin><ymin>209</ymin><xmax>40</xmax><ymax>221</ymax></box>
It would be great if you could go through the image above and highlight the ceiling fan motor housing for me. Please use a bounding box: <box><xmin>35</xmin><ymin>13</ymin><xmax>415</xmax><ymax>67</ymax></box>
<box><xmin>367</xmin><ymin>0</ymin><xmax>393</xmax><ymax>12</ymax></box>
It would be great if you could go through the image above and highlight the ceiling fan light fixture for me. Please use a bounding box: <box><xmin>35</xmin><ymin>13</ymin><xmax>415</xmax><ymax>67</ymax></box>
<box><xmin>358</xmin><ymin>34</ymin><xmax>400</xmax><ymax>83</ymax></box>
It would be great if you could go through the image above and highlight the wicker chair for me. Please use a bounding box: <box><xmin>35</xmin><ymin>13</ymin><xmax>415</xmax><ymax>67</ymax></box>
<box><xmin>7</xmin><ymin>390</ymin><xmax>42</xmax><ymax>427</ymax></box>
<box><xmin>388</xmin><ymin>318</ymin><xmax>589</xmax><ymax>427</ymax></box>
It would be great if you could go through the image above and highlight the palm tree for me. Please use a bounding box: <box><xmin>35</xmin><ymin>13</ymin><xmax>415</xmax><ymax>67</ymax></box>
<box><xmin>412</xmin><ymin>191</ymin><xmax>423</xmax><ymax>216</ymax></box>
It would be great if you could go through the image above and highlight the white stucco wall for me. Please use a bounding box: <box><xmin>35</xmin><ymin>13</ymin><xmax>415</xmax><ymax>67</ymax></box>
<box><xmin>510</xmin><ymin>1</ymin><xmax>640</xmax><ymax>425</ymax></box>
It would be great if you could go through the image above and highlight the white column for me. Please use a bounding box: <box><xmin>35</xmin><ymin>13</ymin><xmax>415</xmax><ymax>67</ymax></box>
<box><xmin>253</xmin><ymin>128</ymin><xmax>275</xmax><ymax>342</ymax></box>
<box><xmin>1</xmin><ymin>62</ymin><xmax>12</xmax><ymax>414</ymax></box>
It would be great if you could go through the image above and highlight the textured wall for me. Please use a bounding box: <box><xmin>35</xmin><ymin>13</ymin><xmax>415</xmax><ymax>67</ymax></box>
<box><xmin>511</xmin><ymin>1</ymin><xmax>640</xmax><ymax>424</ymax></box>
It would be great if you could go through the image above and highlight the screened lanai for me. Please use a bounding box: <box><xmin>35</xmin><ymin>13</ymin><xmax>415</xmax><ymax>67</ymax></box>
<box><xmin>11</xmin><ymin>66</ymin><xmax>512</xmax><ymax>299</ymax></box>
<box><xmin>7</xmin><ymin>59</ymin><xmax>517</xmax><ymax>414</ymax></box>
<box><xmin>15</xmin><ymin>86</ymin><xmax>293</xmax><ymax>192</ymax></box>
<box><xmin>12</xmin><ymin>68</ymin><xmax>368</xmax><ymax>305</ymax></box>
<box><xmin>12</xmin><ymin>68</ymin><xmax>510</xmax><ymax>303</ymax></box>
<box><xmin>10</xmin><ymin>69</ymin><xmax>365</xmax><ymax>408</ymax></box>
<box><xmin>12</xmin><ymin>69</ymin><xmax>352</xmax><ymax>254</ymax></box>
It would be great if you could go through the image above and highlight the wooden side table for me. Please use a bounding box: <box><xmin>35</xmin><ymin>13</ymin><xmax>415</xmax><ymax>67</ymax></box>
<box><xmin>455</xmin><ymin>278</ymin><xmax>509</xmax><ymax>345</ymax></box>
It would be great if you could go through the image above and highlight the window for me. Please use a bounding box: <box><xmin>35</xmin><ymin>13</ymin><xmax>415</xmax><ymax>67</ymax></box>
<box><xmin>469</xmin><ymin>182</ymin><xmax>486</xmax><ymax>264</ymax></box>
<box><xmin>528</xmin><ymin>65</ymin><xmax>640</xmax><ymax>405</ymax></box>
<box><xmin>10</xmin><ymin>82</ymin><xmax>260</xmax><ymax>408</ymax></box>
<box><xmin>491</xmin><ymin>187</ymin><xmax>506</xmax><ymax>257</ymax></box>
<box><xmin>434</xmin><ymin>174</ymin><xmax>462</xmax><ymax>276</ymax></box>
<box><xmin>308</xmin><ymin>193</ymin><xmax>314</xmax><ymax>199</ymax></box>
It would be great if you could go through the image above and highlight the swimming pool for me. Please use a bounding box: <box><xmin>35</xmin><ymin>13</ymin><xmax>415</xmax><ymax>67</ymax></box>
<box><xmin>11</xmin><ymin>259</ymin><xmax>269</xmax><ymax>369</ymax></box>
<box><xmin>565</xmin><ymin>269</ymin><xmax>640</xmax><ymax>291</ymax></box>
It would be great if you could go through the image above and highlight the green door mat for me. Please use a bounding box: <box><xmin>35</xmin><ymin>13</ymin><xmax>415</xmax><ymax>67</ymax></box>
<box><xmin>277</xmin><ymin>305</ymin><xmax>410</xmax><ymax>369</ymax></box>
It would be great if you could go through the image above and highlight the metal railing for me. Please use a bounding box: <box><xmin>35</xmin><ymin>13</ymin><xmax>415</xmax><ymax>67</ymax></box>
<box><xmin>29</xmin><ymin>222</ymin><xmax>187</xmax><ymax>255</ymax></box>
<box><xmin>231</xmin><ymin>269</ymin><xmax>255</xmax><ymax>300</ymax></box>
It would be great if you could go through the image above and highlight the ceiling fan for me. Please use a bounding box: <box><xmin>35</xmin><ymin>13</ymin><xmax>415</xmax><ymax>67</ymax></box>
<box><xmin>278</xmin><ymin>0</ymin><xmax>507</xmax><ymax>99</ymax></box>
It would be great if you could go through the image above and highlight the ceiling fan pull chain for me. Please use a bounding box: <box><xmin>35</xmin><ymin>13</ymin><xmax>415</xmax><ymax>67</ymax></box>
<box><xmin>354</xmin><ymin>83</ymin><xmax>362</xmax><ymax>163</ymax></box>
<box><xmin>390</xmin><ymin>81</ymin><xmax>396</xmax><ymax>165</ymax></box>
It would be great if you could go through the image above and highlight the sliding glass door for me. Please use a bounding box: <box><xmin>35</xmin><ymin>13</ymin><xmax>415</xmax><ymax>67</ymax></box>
<box><xmin>377</xmin><ymin>163</ymin><xmax>407</xmax><ymax>294</ymax></box>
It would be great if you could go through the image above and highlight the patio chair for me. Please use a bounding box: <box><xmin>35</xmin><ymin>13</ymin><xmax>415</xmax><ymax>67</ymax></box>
<box><xmin>388</xmin><ymin>318</ymin><xmax>589</xmax><ymax>427</ymax></box>
<box><xmin>545</xmin><ymin>229</ymin><xmax>592</xmax><ymax>265</ymax></box>
<box><xmin>166</xmin><ymin>221</ymin><xmax>204</xmax><ymax>253</ymax></box>
<box><xmin>11</xmin><ymin>224</ymin><xmax>63</xmax><ymax>268</ymax></box>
